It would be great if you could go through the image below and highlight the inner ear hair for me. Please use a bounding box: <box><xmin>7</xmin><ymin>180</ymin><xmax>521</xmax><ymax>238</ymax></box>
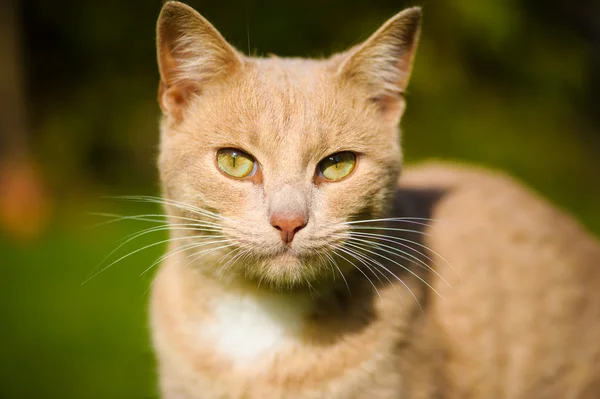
<box><xmin>337</xmin><ymin>7</ymin><xmax>421</xmax><ymax>121</ymax></box>
<box><xmin>156</xmin><ymin>1</ymin><xmax>243</xmax><ymax>119</ymax></box>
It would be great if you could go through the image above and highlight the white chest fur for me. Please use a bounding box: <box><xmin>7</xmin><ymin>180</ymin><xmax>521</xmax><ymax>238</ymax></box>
<box><xmin>203</xmin><ymin>290</ymin><xmax>311</xmax><ymax>368</ymax></box>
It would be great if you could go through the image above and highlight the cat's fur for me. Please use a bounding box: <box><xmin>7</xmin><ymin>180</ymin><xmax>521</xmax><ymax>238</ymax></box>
<box><xmin>151</xmin><ymin>2</ymin><xmax>600</xmax><ymax>398</ymax></box>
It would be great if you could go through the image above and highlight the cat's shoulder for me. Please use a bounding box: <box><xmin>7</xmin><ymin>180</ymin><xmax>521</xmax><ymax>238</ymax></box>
<box><xmin>400</xmin><ymin>161</ymin><xmax>527</xmax><ymax>194</ymax></box>
<box><xmin>398</xmin><ymin>160</ymin><xmax>600</xmax><ymax>261</ymax></box>
<box><xmin>400</xmin><ymin>160</ymin><xmax>558</xmax><ymax>217</ymax></box>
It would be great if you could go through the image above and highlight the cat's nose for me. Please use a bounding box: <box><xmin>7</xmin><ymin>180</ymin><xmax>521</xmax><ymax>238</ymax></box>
<box><xmin>270</xmin><ymin>213</ymin><xmax>307</xmax><ymax>244</ymax></box>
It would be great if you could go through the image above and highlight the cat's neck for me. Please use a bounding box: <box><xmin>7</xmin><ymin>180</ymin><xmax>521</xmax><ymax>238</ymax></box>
<box><xmin>159</xmin><ymin>256</ymin><xmax>325</xmax><ymax>366</ymax></box>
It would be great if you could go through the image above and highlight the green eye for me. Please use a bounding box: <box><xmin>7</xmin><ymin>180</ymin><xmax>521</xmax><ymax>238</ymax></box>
<box><xmin>216</xmin><ymin>148</ymin><xmax>256</xmax><ymax>178</ymax></box>
<box><xmin>318</xmin><ymin>151</ymin><xmax>356</xmax><ymax>181</ymax></box>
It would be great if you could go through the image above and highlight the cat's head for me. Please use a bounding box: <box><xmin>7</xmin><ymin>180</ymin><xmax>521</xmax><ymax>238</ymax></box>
<box><xmin>156</xmin><ymin>1</ymin><xmax>421</xmax><ymax>288</ymax></box>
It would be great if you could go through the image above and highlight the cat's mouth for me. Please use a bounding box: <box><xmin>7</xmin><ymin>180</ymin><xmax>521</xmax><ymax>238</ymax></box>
<box><xmin>274</xmin><ymin>245</ymin><xmax>302</xmax><ymax>258</ymax></box>
<box><xmin>255</xmin><ymin>242</ymin><xmax>317</xmax><ymax>264</ymax></box>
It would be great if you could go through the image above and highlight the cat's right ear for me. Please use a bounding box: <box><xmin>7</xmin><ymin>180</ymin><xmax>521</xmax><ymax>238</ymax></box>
<box><xmin>156</xmin><ymin>1</ymin><xmax>243</xmax><ymax>119</ymax></box>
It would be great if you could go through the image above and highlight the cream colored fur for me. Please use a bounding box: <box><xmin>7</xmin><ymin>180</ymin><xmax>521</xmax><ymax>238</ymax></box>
<box><xmin>151</xmin><ymin>2</ymin><xmax>600</xmax><ymax>398</ymax></box>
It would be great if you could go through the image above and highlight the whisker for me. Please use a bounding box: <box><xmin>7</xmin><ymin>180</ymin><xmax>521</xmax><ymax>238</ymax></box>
<box><xmin>184</xmin><ymin>243</ymin><xmax>238</xmax><ymax>269</ymax></box>
<box><xmin>215</xmin><ymin>245</ymin><xmax>241</xmax><ymax>269</ymax></box>
<box><xmin>306</xmin><ymin>280</ymin><xmax>319</xmax><ymax>298</ymax></box>
<box><xmin>330</xmin><ymin>244</ymin><xmax>382</xmax><ymax>301</ymax></box>
<box><xmin>113</xmin><ymin>195</ymin><xmax>235</xmax><ymax>224</ymax></box>
<box><xmin>88</xmin><ymin>213</ymin><xmax>169</xmax><ymax>228</ymax></box>
<box><xmin>338</xmin><ymin>240</ymin><xmax>424</xmax><ymax>308</ymax></box>
<box><xmin>312</xmin><ymin>250</ymin><xmax>329</xmax><ymax>278</ymax></box>
<box><xmin>340</xmin><ymin>240</ymin><xmax>444</xmax><ymax>300</ymax></box>
<box><xmin>83</xmin><ymin>234</ymin><xmax>226</xmax><ymax>284</ymax></box>
<box><xmin>140</xmin><ymin>238</ymin><xmax>230</xmax><ymax>276</ymax></box>
<box><xmin>216</xmin><ymin>246</ymin><xmax>248</xmax><ymax>278</ymax></box>
<box><xmin>120</xmin><ymin>223</ymin><xmax>222</xmax><ymax>242</ymax></box>
<box><xmin>347</xmin><ymin>226</ymin><xmax>431</xmax><ymax>236</ymax></box>
<box><xmin>320</xmin><ymin>250</ymin><xmax>336</xmax><ymax>279</ymax></box>
<box><xmin>345</xmin><ymin>231</ymin><xmax>459</xmax><ymax>280</ymax></box>
<box><xmin>95</xmin><ymin>225</ymin><xmax>223</xmax><ymax>276</ymax></box>
<box><xmin>88</xmin><ymin>212</ymin><xmax>224</xmax><ymax>229</ymax></box>
<box><xmin>342</xmin><ymin>234</ymin><xmax>452</xmax><ymax>288</ymax></box>
<box><xmin>221</xmin><ymin>248</ymin><xmax>254</xmax><ymax>282</ymax></box>
<box><xmin>336</xmin><ymin>244</ymin><xmax>406</xmax><ymax>305</ymax></box>
<box><xmin>323</xmin><ymin>247</ymin><xmax>351</xmax><ymax>296</ymax></box>
<box><xmin>335</xmin><ymin>244</ymin><xmax>384</xmax><ymax>286</ymax></box>
<box><xmin>343</xmin><ymin>217</ymin><xmax>439</xmax><ymax>225</ymax></box>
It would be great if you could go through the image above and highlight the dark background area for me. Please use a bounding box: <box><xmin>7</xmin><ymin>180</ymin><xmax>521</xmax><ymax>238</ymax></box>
<box><xmin>0</xmin><ymin>0</ymin><xmax>598</xmax><ymax>398</ymax></box>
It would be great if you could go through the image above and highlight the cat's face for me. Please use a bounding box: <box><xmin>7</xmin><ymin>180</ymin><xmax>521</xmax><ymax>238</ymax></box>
<box><xmin>156</xmin><ymin>2</ymin><xmax>420</xmax><ymax>288</ymax></box>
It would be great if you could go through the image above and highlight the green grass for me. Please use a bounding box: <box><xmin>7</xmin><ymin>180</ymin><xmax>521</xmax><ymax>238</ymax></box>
<box><xmin>0</xmin><ymin>203</ymin><xmax>164</xmax><ymax>399</ymax></box>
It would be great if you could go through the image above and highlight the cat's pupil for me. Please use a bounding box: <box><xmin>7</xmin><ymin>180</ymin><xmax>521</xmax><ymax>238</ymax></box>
<box><xmin>232</xmin><ymin>153</ymin><xmax>236</xmax><ymax>167</ymax></box>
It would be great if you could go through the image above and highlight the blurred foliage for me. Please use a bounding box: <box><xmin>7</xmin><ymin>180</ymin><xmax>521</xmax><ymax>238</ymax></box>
<box><xmin>1</xmin><ymin>0</ymin><xmax>598</xmax><ymax>398</ymax></box>
<box><xmin>1</xmin><ymin>203</ymin><xmax>159</xmax><ymax>398</ymax></box>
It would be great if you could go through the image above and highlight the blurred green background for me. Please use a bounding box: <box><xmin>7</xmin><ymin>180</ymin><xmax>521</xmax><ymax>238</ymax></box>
<box><xmin>0</xmin><ymin>0</ymin><xmax>598</xmax><ymax>397</ymax></box>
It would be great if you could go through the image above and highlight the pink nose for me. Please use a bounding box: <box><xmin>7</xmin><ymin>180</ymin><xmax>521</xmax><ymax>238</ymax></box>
<box><xmin>270</xmin><ymin>213</ymin><xmax>307</xmax><ymax>244</ymax></box>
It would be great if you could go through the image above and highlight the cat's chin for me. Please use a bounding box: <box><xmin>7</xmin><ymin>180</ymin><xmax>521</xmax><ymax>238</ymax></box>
<box><xmin>239</xmin><ymin>248</ymin><xmax>332</xmax><ymax>290</ymax></box>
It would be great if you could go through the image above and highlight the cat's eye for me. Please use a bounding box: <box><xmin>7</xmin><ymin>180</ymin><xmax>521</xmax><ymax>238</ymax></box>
<box><xmin>317</xmin><ymin>151</ymin><xmax>356</xmax><ymax>181</ymax></box>
<box><xmin>216</xmin><ymin>148</ymin><xmax>257</xmax><ymax>179</ymax></box>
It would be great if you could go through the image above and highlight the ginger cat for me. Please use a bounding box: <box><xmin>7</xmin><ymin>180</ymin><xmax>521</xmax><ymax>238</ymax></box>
<box><xmin>151</xmin><ymin>2</ymin><xmax>600</xmax><ymax>398</ymax></box>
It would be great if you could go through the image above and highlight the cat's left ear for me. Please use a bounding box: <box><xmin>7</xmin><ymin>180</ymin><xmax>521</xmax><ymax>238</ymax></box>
<box><xmin>337</xmin><ymin>8</ymin><xmax>421</xmax><ymax>123</ymax></box>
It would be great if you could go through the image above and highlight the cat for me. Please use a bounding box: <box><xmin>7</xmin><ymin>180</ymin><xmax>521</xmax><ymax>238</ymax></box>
<box><xmin>151</xmin><ymin>1</ymin><xmax>600</xmax><ymax>398</ymax></box>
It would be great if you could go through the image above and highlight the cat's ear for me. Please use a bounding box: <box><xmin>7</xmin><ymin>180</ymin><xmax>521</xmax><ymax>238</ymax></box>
<box><xmin>156</xmin><ymin>1</ymin><xmax>243</xmax><ymax>119</ymax></box>
<box><xmin>337</xmin><ymin>7</ymin><xmax>421</xmax><ymax>122</ymax></box>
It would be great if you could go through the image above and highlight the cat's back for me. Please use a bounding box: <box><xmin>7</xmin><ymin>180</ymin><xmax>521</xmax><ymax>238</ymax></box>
<box><xmin>399</xmin><ymin>162</ymin><xmax>600</xmax><ymax>398</ymax></box>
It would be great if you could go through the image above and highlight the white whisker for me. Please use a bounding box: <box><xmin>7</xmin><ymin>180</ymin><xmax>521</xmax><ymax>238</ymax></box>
<box><xmin>347</xmin><ymin>226</ymin><xmax>431</xmax><ymax>236</ymax></box>
<box><xmin>341</xmin><ymin>234</ymin><xmax>452</xmax><ymax>288</ymax></box>
<box><xmin>83</xmin><ymin>234</ymin><xmax>226</xmax><ymax>284</ymax></box>
<box><xmin>94</xmin><ymin>225</ymin><xmax>223</xmax><ymax>277</ymax></box>
<box><xmin>113</xmin><ymin>195</ymin><xmax>235</xmax><ymax>224</ymax></box>
<box><xmin>140</xmin><ymin>238</ymin><xmax>230</xmax><ymax>276</ymax></box>
<box><xmin>330</xmin><ymin>244</ymin><xmax>382</xmax><ymax>301</ymax></box>
<box><xmin>120</xmin><ymin>223</ymin><xmax>221</xmax><ymax>242</ymax></box>
<box><xmin>184</xmin><ymin>243</ymin><xmax>238</xmax><ymax>268</ymax></box>
<box><xmin>343</xmin><ymin>217</ymin><xmax>438</xmax><ymax>225</ymax></box>
<box><xmin>334</xmin><ymin>243</ymin><xmax>385</xmax><ymax>286</ymax></box>
<box><xmin>88</xmin><ymin>212</ymin><xmax>224</xmax><ymax>229</ymax></box>
<box><xmin>323</xmin><ymin>247</ymin><xmax>351</xmax><ymax>296</ymax></box>
<box><xmin>336</xmin><ymin>244</ymin><xmax>407</xmax><ymax>305</ymax></box>
<box><xmin>338</xmin><ymin>240</ymin><xmax>424</xmax><ymax>308</ymax></box>
<box><xmin>216</xmin><ymin>246</ymin><xmax>248</xmax><ymax>278</ymax></box>
<box><xmin>345</xmin><ymin>230</ymin><xmax>459</xmax><ymax>280</ymax></box>
<box><xmin>340</xmin><ymin>240</ymin><xmax>444</xmax><ymax>300</ymax></box>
